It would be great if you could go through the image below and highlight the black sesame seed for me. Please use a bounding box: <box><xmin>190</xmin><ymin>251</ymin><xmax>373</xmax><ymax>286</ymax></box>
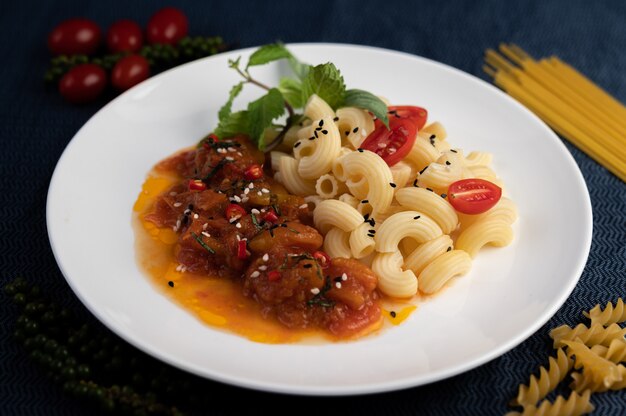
<box><xmin>419</xmin><ymin>165</ymin><xmax>429</xmax><ymax>174</ymax></box>
<box><xmin>353</xmin><ymin>127</ymin><xmax>359</xmax><ymax>133</ymax></box>
<box><xmin>168</xmin><ymin>281</ymin><xmax>174</xmax><ymax>287</ymax></box>
<box><xmin>447</xmin><ymin>246</ymin><xmax>452</xmax><ymax>252</ymax></box>
<box><xmin>426</xmin><ymin>188</ymin><xmax>434</xmax><ymax>192</ymax></box>
<box><xmin>188</xmin><ymin>204</ymin><xmax>194</xmax><ymax>210</ymax></box>
<box><xmin>280</xmin><ymin>223</ymin><xmax>287</xmax><ymax>227</ymax></box>
<box><xmin>390</xmin><ymin>311</ymin><xmax>397</xmax><ymax>318</ymax></box>
<box><xmin>303</xmin><ymin>264</ymin><xmax>313</xmax><ymax>269</ymax></box>
<box><xmin>333</xmin><ymin>276</ymin><xmax>342</xmax><ymax>282</ymax></box>
<box><xmin>345</xmin><ymin>130</ymin><xmax>350</xmax><ymax>136</ymax></box>
<box><xmin>413</xmin><ymin>215</ymin><xmax>421</xmax><ymax>220</ymax></box>
<box><xmin>390</xmin><ymin>182</ymin><xmax>397</xmax><ymax>188</ymax></box>
<box><xmin>361</xmin><ymin>199</ymin><xmax>369</xmax><ymax>204</ymax></box>
<box><xmin>357</xmin><ymin>148</ymin><xmax>364</xmax><ymax>153</ymax></box>
<box><xmin>413</xmin><ymin>179</ymin><xmax>419</xmax><ymax>187</ymax></box>
<box><xmin>319</xmin><ymin>119</ymin><xmax>324</xmax><ymax>127</ymax></box>
<box><xmin>333</xmin><ymin>116</ymin><xmax>339</xmax><ymax>121</ymax></box>
<box><xmin>294</xmin><ymin>142</ymin><xmax>301</xmax><ymax>148</ymax></box>
<box><xmin>309</xmin><ymin>136</ymin><xmax>315</xmax><ymax>141</ymax></box>
<box><xmin>322</xmin><ymin>130</ymin><xmax>328</xmax><ymax>135</ymax></box>
<box><xmin>441</xmin><ymin>193</ymin><xmax>447</xmax><ymax>198</ymax></box>
<box><xmin>363</xmin><ymin>213</ymin><xmax>370</xmax><ymax>221</ymax></box>
<box><xmin>430</xmin><ymin>134</ymin><xmax>436</xmax><ymax>140</ymax></box>
<box><xmin>314</xmin><ymin>131</ymin><xmax>319</xmax><ymax>138</ymax></box>
<box><xmin>450</xmin><ymin>149</ymin><xmax>458</xmax><ymax>153</ymax></box>
<box><xmin>315</xmin><ymin>127</ymin><xmax>322</xmax><ymax>131</ymax></box>
<box><xmin>445</xmin><ymin>161</ymin><xmax>451</xmax><ymax>166</ymax></box>
<box><xmin>367</xmin><ymin>234</ymin><xmax>375</xmax><ymax>238</ymax></box>
<box><xmin>369</xmin><ymin>229</ymin><xmax>376</xmax><ymax>234</ymax></box>
<box><xmin>430</xmin><ymin>137</ymin><xmax>436</xmax><ymax>146</ymax></box>
<box><xmin>368</xmin><ymin>218</ymin><xmax>376</xmax><ymax>226</ymax></box>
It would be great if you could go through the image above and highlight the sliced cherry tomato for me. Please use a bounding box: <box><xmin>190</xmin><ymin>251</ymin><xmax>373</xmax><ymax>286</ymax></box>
<box><xmin>263</xmin><ymin>210</ymin><xmax>278</xmax><ymax>223</ymax></box>
<box><xmin>188</xmin><ymin>179</ymin><xmax>206</xmax><ymax>191</ymax></box>
<box><xmin>267</xmin><ymin>270</ymin><xmax>281</xmax><ymax>281</ymax></box>
<box><xmin>237</xmin><ymin>240</ymin><xmax>248</xmax><ymax>260</ymax></box>
<box><xmin>106</xmin><ymin>20</ymin><xmax>143</xmax><ymax>53</ymax></box>
<box><xmin>147</xmin><ymin>7</ymin><xmax>188</xmax><ymax>45</ymax></box>
<box><xmin>111</xmin><ymin>55</ymin><xmax>150</xmax><ymax>91</ymax></box>
<box><xmin>447</xmin><ymin>179</ymin><xmax>502</xmax><ymax>215</ymax></box>
<box><xmin>387</xmin><ymin>106</ymin><xmax>428</xmax><ymax>130</ymax></box>
<box><xmin>244</xmin><ymin>164</ymin><xmax>263</xmax><ymax>181</ymax></box>
<box><xmin>313</xmin><ymin>251</ymin><xmax>331</xmax><ymax>269</ymax></box>
<box><xmin>58</xmin><ymin>64</ymin><xmax>106</xmax><ymax>103</ymax></box>
<box><xmin>225</xmin><ymin>204</ymin><xmax>246</xmax><ymax>221</ymax></box>
<box><xmin>48</xmin><ymin>19</ymin><xmax>102</xmax><ymax>55</ymax></box>
<box><xmin>360</xmin><ymin>117</ymin><xmax>418</xmax><ymax>166</ymax></box>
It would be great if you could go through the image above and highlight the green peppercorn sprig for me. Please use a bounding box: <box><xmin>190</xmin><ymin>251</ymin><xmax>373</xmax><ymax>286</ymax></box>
<box><xmin>45</xmin><ymin>36</ymin><xmax>230</xmax><ymax>84</ymax></box>
<box><xmin>4</xmin><ymin>277</ymin><xmax>223</xmax><ymax>415</ymax></box>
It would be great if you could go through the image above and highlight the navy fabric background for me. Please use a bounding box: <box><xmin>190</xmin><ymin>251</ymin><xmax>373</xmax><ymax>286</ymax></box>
<box><xmin>1</xmin><ymin>0</ymin><xmax>625</xmax><ymax>414</ymax></box>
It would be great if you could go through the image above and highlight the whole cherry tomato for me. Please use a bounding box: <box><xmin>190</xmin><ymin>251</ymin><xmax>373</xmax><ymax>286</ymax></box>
<box><xmin>146</xmin><ymin>7</ymin><xmax>189</xmax><ymax>45</ymax></box>
<box><xmin>106</xmin><ymin>19</ymin><xmax>143</xmax><ymax>53</ymax></box>
<box><xmin>58</xmin><ymin>64</ymin><xmax>107</xmax><ymax>103</ymax></box>
<box><xmin>111</xmin><ymin>55</ymin><xmax>150</xmax><ymax>91</ymax></box>
<box><xmin>48</xmin><ymin>19</ymin><xmax>102</xmax><ymax>55</ymax></box>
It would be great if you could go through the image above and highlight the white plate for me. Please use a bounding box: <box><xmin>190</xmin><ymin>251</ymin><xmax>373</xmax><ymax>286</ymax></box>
<box><xmin>47</xmin><ymin>44</ymin><xmax>592</xmax><ymax>395</ymax></box>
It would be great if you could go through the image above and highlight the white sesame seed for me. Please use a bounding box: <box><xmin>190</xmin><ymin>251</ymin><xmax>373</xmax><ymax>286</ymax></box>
<box><xmin>175</xmin><ymin>219</ymin><xmax>181</xmax><ymax>230</ymax></box>
<box><xmin>310</xmin><ymin>288</ymin><xmax>320</xmax><ymax>295</ymax></box>
<box><xmin>261</xmin><ymin>188</ymin><xmax>270</xmax><ymax>194</ymax></box>
<box><xmin>335</xmin><ymin>282</ymin><xmax>342</xmax><ymax>289</ymax></box>
<box><xmin>251</xmin><ymin>208</ymin><xmax>260</xmax><ymax>215</ymax></box>
<box><xmin>169</xmin><ymin>191</ymin><xmax>177</xmax><ymax>196</ymax></box>
<box><xmin>202</xmin><ymin>223</ymin><xmax>208</xmax><ymax>230</ymax></box>
<box><xmin>262</xmin><ymin>253</ymin><xmax>269</xmax><ymax>262</ymax></box>
<box><xmin>217</xmin><ymin>148</ymin><xmax>227</xmax><ymax>154</ymax></box>
<box><xmin>193</xmin><ymin>213</ymin><xmax>199</xmax><ymax>219</ymax></box>
<box><xmin>258</xmin><ymin>265</ymin><xmax>267</xmax><ymax>271</ymax></box>
<box><xmin>202</xmin><ymin>231</ymin><xmax>211</xmax><ymax>238</ymax></box>
<box><xmin>229</xmin><ymin>215</ymin><xmax>241</xmax><ymax>223</ymax></box>
<box><xmin>176</xmin><ymin>264</ymin><xmax>182</xmax><ymax>272</ymax></box>
<box><xmin>361</xmin><ymin>130</ymin><xmax>366</xmax><ymax>137</ymax></box>
<box><xmin>257</xmin><ymin>191</ymin><xmax>263</xmax><ymax>196</ymax></box>
<box><xmin>173</xmin><ymin>202</ymin><xmax>182</xmax><ymax>207</ymax></box>
<box><xmin>237</xmin><ymin>152</ymin><xmax>243</xmax><ymax>157</ymax></box>
<box><xmin>235</xmin><ymin>223</ymin><xmax>242</xmax><ymax>229</ymax></box>
<box><xmin>248</xmin><ymin>183</ymin><xmax>254</xmax><ymax>189</ymax></box>
<box><xmin>341</xmin><ymin>273</ymin><xmax>348</xmax><ymax>281</ymax></box>
<box><xmin>250</xmin><ymin>271</ymin><xmax>260</xmax><ymax>278</ymax></box>
<box><xmin>225</xmin><ymin>156</ymin><xmax>234</xmax><ymax>161</ymax></box>
<box><xmin>233</xmin><ymin>195</ymin><xmax>241</xmax><ymax>203</ymax></box>
<box><xmin>227</xmin><ymin>147</ymin><xmax>236</xmax><ymax>152</ymax></box>
<box><xmin>299</xmin><ymin>204</ymin><xmax>308</xmax><ymax>209</ymax></box>
<box><xmin>241</xmin><ymin>196</ymin><xmax>249</xmax><ymax>203</ymax></box>
<box><xmin>236</xmin><ymin>234</ymin><xmax>241</xmax><ymax>241</ymax></box>
<box><xmin>378</xmin><ymin>142</ymin><xmax>387</xmax><ymax>148</ymax></box>
<box><xmin>244</xmin><ymin>188</ymin><xmax>250</xmax><ymax>195</ymax></box>
<box><xmin>388</xmin><ymin>147</ymin><xmax>397</xmax><ymax>154</ymax></box>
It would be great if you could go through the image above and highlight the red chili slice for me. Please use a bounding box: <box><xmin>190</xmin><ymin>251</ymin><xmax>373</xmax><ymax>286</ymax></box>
<box><xmin>313</xmin><ymin>251</ymin><xmax>331</xmax><ymax>269</ymax></box>
<box><xmin>267</xmin><ymin>270</ymin><xmax>281</xmax><ymax>281</ymax></box>
<box><xmin>244</xmin><ymin>164</ymin><xmax>263</xmax><ymax>180</ymax></box>
<box><xmin>263</xmin><ymin>210</ymin><xmax>278</xmax><ymax>223</ymax></box>
<box><xmin>188</xmin><ymin>179</ymin><xmax>206</xmax><ymax>191</ymax></box>
<box><xmin>225</xmin><ymin>204</ymin><xmax>246</xmax><ymax>221</ymax></box>
<box><xmin>237</xmin><ymin>240</ymin><xmax>248</xmax><ymax>259</ymax></box>
<box><xmin>360</xmin><ymin>117</ymin><xmax>418</xmax><ymax>166</ymax></box>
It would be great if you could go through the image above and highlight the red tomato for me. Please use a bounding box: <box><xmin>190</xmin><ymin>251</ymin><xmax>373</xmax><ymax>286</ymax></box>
<box><xmin>146</xmin><ymin>7</ymin><xmax>188</xmax><ymax>45</ymax></box>
<box><xmin>447</xmin><ymin>179</ymin><xmax>502</xmax><ymax>214</ymax></box>
<box><xmin>111</xmin><ymin>55</ymin><xmax>150</xmax><ymax>90</ymax></box>
<box><xmin>106</xmin><ymin>20</ymin><xmax>143</xmax><ymax>53</ymax></box>
<box><xmin>387</xmin><ymin>106</ymin><xmax>428</xmax><ymax>130</ymax></box>
<box><xmin>360</xmin><ymin>117</ymin><xmax>418</xmax><ymax>166</ymax></box>
<box><xmin>58</xmin><ymin>64</ymin><xmax>106</xmax><ymax>103</ymax></box>
<box><xmin>313</xmin><ymin>251</ymin><xmax>331</xmax><ymax>269</ymax></box>
<box><xmin>48</xmin><ymin>19</ymin><xmax>102</xmax><ymax>55</ymax></box>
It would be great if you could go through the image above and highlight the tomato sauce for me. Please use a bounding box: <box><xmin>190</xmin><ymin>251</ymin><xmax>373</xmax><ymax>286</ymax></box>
<box><xmin>133</xmin><ymin>135</ymin><xmax>383</xmax><ymax>342</ymax></box>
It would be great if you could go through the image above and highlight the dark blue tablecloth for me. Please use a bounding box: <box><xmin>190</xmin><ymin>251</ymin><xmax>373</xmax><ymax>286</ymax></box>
<box><xmin>2</xmin><ymin>0</ymin><xmax>625</xmax><ymax>414</ymax></box>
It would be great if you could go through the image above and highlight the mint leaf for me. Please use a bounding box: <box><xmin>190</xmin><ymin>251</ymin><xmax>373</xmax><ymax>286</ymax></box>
<box><xmin>343</xmin><ymin>89</ymin><xmax>389</xmax><ymax>128</ymax></box>
<box><xmin>301</xmin><ymin>63</ymin><xmax>346</xmax><ymax>110</ymax></box>
<box><xmin>288</xmin><ymin>57</ymin><xmax>310</xmax><ymax>80</ymax></box>
<box><xmin>247</xmin><ymin>88</ymin><xmax>286</xmax><ymax>149</ymax></box>
<box><xmin>278</xmin><ymin>78</ymin><xmax>304</xmax><ymax>108</ymax></box>
<box><xmin>218</xmin><ymin>81</ymin><xmax>245</xmax><ymax>122</ymax></box>
<box><xmin>247</xmin><ymin>43</ymin><xmax>293</xmax><ymax>68</ymax></box>
<box><xmin>214</xmin><ymin>110</ymin><xmax>249</xmax><ymax>139</ymax></box>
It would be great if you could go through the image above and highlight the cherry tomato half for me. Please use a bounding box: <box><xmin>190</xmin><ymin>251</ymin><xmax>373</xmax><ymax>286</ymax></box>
<box><xmin>360</xmin><ymin>117</ymin><xmax>418</xmax><ymax>166</ymax></box>
<box><xmin>147</xmin><ymin>7</ymin><xmax>188</xmax><ymax>45</ymax></box>
<box><xmin>58</xmin><ymin>64</ymin><xmax>107</xmax><ymax>103</ymax></box>
<box><xmin>48</xmin><ymin>19</ymin><xmax>102</xmax><ymax>55</ymax></box>
<box><xmin>387</xmin><ymin>106</ymin><xmax>428</xmax><ymax>130</ymax></box>
<box><xmin>447</xmin><ymin>179</ymin><xmax>502</xmax><ymax>215</ymax></box>
<box><xmin>107</xmin><ymin>19</ymin><xmax>143</xmax><ymax>53</ymax></box>
<box><xmin>111</xmin><ymin>55</ymin><xmax>150</xmax><ymax>91</ymax></box>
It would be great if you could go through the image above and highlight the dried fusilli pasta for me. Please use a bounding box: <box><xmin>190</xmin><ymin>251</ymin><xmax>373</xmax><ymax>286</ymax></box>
<box><xmin>584</xmin><ymin>298</ymin><xmax>626</xmax><ymax>327</ymax></box>
<box><xmin>505</xmin><ymin>390</ymin><xmax>594</xmax><ymax>416</ymax></box>
<box><xmin>550</xmin><ymin>323</ymin><xmax>626</xmax><ymax>349</ymax></box>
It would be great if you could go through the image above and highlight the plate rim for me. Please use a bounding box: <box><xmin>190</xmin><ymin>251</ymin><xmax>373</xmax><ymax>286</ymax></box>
<box><xmin>46</xmin><ymin>42</ymin><xmax>593</xmax><ymax>395</ymax></box>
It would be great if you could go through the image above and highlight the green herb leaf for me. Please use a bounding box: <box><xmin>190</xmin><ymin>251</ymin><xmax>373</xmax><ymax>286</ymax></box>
<box><xmin>278</xmin><ymin>78</ymin><xmax>304</xmax><ymax>108</ymax></box>
<box><xmin>218</xmin><ymin>81</ymin><xmax>245</xmax><ymax>122</ymax></box>
<box><xmin>247</xmin><ymin>43</ymin><xmax>293</xmax><ymax>68</ymax></box>
<box><xmin>191</xmin><ymin>232</ymin><xmax>215</xmax><ymax>254</ymax></box>
<box><xmin>288</xmin><ymin>57</ymin><xmax>310</xmax><ymax>80</ymax></box>
<box><xmin>343</xmin><ymin>89</ymin><xmax>389</xmax><ymax>128</ymax></box>
<box><xmin>301</xmin><ymin>63</ymin><xmax>346</xmax><ymax>110</ymax></box>
<box><xmin>228</xmin><ymin>56</ymin><xmax>241</xmax><ymax>70</ymax></box>
<box><xmin>214</xmin><ymin>110</ymin><xmax>249</xmax><ymax>139</ymax></box>
<box><xmin>246</xmin><ymin>88</ymin><xmax>286</xmax><ymax>150</ymax></box>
